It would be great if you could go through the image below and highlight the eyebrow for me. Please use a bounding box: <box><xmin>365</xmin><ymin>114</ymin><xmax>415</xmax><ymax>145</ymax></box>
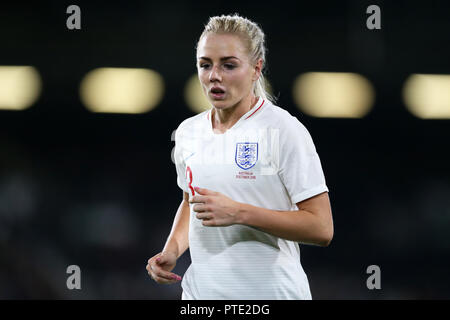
<box><xmin>198</xmin><ymin>56</ymin><xmax>240</xmax><ymax>62</ymax></box>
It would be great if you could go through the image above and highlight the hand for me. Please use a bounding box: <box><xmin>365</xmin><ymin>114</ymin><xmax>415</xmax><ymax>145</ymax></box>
<box><xmin>146</xmin><ymin>251</ymin><xmax>182</xmax><ymax>284</ymax></box>
<box><xmin>189</xmin><ymin>186</ymin><xmax>242</xmax><ymax>227</ymax></box>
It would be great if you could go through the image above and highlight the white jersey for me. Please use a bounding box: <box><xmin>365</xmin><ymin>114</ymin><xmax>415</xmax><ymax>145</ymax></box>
<box><xmin>173</xmin><ymin>96</ymin><xmax>329</xmax><ymax>300</ymax></box>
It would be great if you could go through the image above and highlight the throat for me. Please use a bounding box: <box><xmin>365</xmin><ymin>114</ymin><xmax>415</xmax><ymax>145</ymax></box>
<box><xmin>211</xmin><ymin>96</ymin><xmax>259</xmax><ymax>133</ymax></box>
<box><xmin>212</xmin><ymin>113</ymin><xmax>234</xmax><ymax>134</ymax></box>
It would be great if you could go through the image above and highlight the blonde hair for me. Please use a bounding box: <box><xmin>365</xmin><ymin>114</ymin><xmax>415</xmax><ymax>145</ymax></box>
<box><xmin>197</xmin><ymin>13</ymin><xmax>277</xmax><ymax>104</ymax></box>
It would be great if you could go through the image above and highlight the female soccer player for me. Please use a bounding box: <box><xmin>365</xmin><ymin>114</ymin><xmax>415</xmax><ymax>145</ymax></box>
<box><xmin>146</xmin><ymin>14</ymin><xmax>333</xmax><ymax>300</ymax></box>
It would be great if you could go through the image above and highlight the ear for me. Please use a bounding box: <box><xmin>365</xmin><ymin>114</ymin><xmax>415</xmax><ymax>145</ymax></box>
<box><xmin>253</xmin><ymin>58</ymin><xmax>263</xmax><ymax>81</ymax></box>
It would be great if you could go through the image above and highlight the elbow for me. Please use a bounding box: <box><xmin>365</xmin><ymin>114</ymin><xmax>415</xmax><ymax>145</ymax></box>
<box><xmin>317</xmin><ymin>211</ymin><xmax>334</xmax><ymax>247</ymax></box>
<box><xmin>317</xmin><ymin>226</ymin><xmax>334</xmax><ymax>247</ymax></box>
<box><xmin>318</xmin><ymin>234</ymin><xmax>333</xmax><ymax>247</ymax></box>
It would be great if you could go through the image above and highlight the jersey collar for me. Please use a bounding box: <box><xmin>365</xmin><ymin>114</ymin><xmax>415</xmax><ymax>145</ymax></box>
<box><xmin>206</xmin><ymin>96</ymin><xmax>266</xmax><ymax>134</ymax></box>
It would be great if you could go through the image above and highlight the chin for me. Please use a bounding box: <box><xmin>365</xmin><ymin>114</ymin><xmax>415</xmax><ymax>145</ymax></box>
<box><xmin>211</xmin><ymin>99</ymin><xmax>230</xmax><ymax>109</ymax></box>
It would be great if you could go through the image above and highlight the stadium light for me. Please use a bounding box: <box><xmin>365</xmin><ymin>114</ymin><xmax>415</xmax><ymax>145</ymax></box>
<box><xmin>80</xmin><ymin>67</ymin><xmax>164</xmax><ymax>114</ymax></box>
<box><xmin>0</xmin><ymin>66</ymin><xmax>42</xmax><ymax>110</ymax></box>
<box><xmin>184</xmin><ymin>74</ymin><xmax>211</xmax><ymax>113</ymax></box>
<box><xmin>403</xmin><ymin>74</ymin><xmax>450</xmax><ymax>119</ymax></box>
<box><xmin>184</xmin><ymin>74</ymin><xmax>274</xmax><ymax>114</ymax></box>
<box><xmin>292</xmin><ymin>72</ymin><xmax>375</xmax><ymax>118</ymax></box>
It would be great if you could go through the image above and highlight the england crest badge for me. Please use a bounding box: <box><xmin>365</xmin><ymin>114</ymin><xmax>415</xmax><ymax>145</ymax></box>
<box><xmin>235</xmin><ymin>142</ymin><xmax>258</xmax><ymax>170</ymax></box>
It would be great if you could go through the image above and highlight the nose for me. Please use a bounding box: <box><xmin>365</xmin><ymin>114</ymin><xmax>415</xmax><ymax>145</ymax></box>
<box><xmin>209</xmin><ymin>65</ymin><xmax>222</xmax><ymax>82</ymax></box>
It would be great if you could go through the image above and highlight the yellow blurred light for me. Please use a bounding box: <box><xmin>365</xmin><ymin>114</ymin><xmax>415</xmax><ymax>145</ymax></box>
<box><xmin>80</xmin><ymin>67</ymin><xmax>164</xmax><ymax>114</ymax></box>
<box><xmin>403</xmin><ymin>74</ymin><xmax>450</xmax><ymax>119</ymax></box>
<box><xmin>292</xmin><ymin>72</ymin><xmax>375</xmax><ymax>118</ymax></box>
<box><xmin>184</xmin><ymin>74</ymin><xmax>211</xmax><ymax>113</ymax></box>
<box><xmin>184</xmin><ymin>74</ymin><xmax>274</xmax><ymax>113</ymax></box>
<box><xmin>0</xmin><ymin>66</ymin><xmax>42</xmax><ymax>110</ymax></box>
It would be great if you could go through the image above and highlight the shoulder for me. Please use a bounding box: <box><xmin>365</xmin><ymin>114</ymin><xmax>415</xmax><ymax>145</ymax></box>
<box><xmin>175</xmin><ymin>109</ymin><xmax>209</xmax><ymax>137</ymax></box>
<box><xmin>262</xmin><ymin>101</ymin><xmax>318</xmax><ymax>154</ymax></box>
<box><xmin>262</xmin><ymin>101</ymin><xmax>311</xmax><ymax>138</ymax></box>
<box><xmin>177</xmin><ymin>109</ymin><xmax>209</xmax><ymax>129</ymax></box>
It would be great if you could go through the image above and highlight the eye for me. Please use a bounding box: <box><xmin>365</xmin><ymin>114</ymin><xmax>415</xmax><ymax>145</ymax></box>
<box><xmin>199</xmin><ymin>63</ymin><xmax>210</xmax><ymax>69</ymax></box>
<box><xmin>224</xmin><ymin>63</ymin><xmax>236</xmax><ymax>70</ymax></box>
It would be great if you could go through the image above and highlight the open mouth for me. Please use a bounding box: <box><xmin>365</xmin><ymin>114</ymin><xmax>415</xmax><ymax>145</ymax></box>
<box><xmin>210</xmin><ymin>87</ymin><xmax>225</xmax><ymax>99</ymax></box>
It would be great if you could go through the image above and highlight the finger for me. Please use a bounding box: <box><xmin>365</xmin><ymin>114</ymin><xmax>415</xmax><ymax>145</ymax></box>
<box><xmin>149</xmin><ymin>269</ymin><xmax>181</xmax><ymax>284</ymax></box>
<box><xmin>151</xmin><ymin>263</ymin><xmax>182</xmax><ymax>282</ymax></box>
<box><xmin>155</xmin><ymin>251</ymin><xmax>171</xmax><ymax>265</ymax></box>
<box><xmin>196</xmin><ymin>212</ymin><xmax>211</xmax><ymax>220</ymax></box>
<box><xmin>148</xmin><ymin>269</ymin><xmax>179</xmax><ymax>284</ymax></box>
<box><xmin>192</xmin><ymin>204</ymin><xmax>208</xmax><ymax>213</ymax></box>
<box><xmin>189</xmin><ymin>195</ymin><xmax>208</xmax><ymax>204</ymax></box>
<box><xmin>154</xmin><ymin>253</ymin><xmax>165</xmax><ymax>264</ymax></box>
<box><xmin>194</xmin><ymin>187</ymin><xmax>217</xmax><ymax>196</ymax></box>
<box><xmin>148</xmin><ymin>254</ymin><xmax>161</xmax><ymax>265</ymax></box>
<box><xmin>202</xmin><ymin>219</ymin><xmax>215</xmax><ymax>227</ymax></box>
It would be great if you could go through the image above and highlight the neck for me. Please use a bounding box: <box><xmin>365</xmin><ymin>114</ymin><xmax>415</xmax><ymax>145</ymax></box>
<box><xmin>212</xmin><ymin>95</ymin><xmax>258</xmax><ymax>131</ymax></box>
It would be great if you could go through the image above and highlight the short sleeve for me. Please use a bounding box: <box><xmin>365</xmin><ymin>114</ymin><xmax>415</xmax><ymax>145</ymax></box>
<box><xmin>174</xmin><ymin>125</ymin><xmax>189</xmax><ymax>193</ymax></box>
<box><xmin>278</xmin><ymin>116</ymin><xmax>329</xmax><ymax>204</ymax></box>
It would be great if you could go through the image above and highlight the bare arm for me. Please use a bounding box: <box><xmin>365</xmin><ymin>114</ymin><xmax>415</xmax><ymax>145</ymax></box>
<box><xmin>191</xmin><ymin>187</ymin><xmax>333</xmax><ymax>247</ymax></box>
<box><xmin>239</xmin><ymin>192</ymin><xmax>333</xmax><ymax>246</ymax></box>
<box><xmin>162</xmin><ymin>191</ymin><xmax>190</xmax><ymax>258</ymax></box>
<box><xmin>146</xmin><ymin>191</ymin><xmax>190</xmax><ymax>284</ymax></box>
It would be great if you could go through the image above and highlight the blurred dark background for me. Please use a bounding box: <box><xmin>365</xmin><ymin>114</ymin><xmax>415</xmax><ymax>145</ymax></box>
<box><xmin>0</xmin><ymin>0</ymin><xmax>449</xmax><ymax>299</ymax></box>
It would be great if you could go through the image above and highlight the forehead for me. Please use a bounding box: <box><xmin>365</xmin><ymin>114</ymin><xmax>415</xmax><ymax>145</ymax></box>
<box><xmin>197</xmin><ymin>33</ymin><xmax>248</xmax><ymax>59</ymax></box>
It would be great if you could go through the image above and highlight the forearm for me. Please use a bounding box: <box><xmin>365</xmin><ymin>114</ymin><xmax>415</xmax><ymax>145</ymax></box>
<box><xmin>163</xmin><ymin>199</ymin><xmax>190</xmax><ymax>258</ymax></box>
<box><xmin>238</xmin><ymin>203</ymin><xmax>332</xmax><ymax>246</ymax></box>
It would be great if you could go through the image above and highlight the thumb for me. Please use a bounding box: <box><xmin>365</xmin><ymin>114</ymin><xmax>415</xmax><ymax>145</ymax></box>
<box><xmin>156</xmin><ymin>252</ymin><xmax>168</xmax><ymax>264</ymax></box>
<box><xmin>194</xmin><ymin>186</ymin><xmax>215</xmax><ymax>195</ymax></box>
<box><xmin>156</xmin><ymin>251</ymin><xmax>175</xmax><ymax>265</ymax></box>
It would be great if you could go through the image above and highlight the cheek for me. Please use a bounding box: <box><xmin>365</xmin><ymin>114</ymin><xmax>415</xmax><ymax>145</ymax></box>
<box><xmin>228</xmin><ymin>71</ymin><xmax>253</xmax><ymax>90</ymax></box>
<box><xmin>197</xmin><ymin>70</ymin><xmax>206</xmax><ymax>82</ymax></box>
<box><xmin>198</xmin><ymin>72</ymin><xmax>209</xmax><ymax>88</ymax></box>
